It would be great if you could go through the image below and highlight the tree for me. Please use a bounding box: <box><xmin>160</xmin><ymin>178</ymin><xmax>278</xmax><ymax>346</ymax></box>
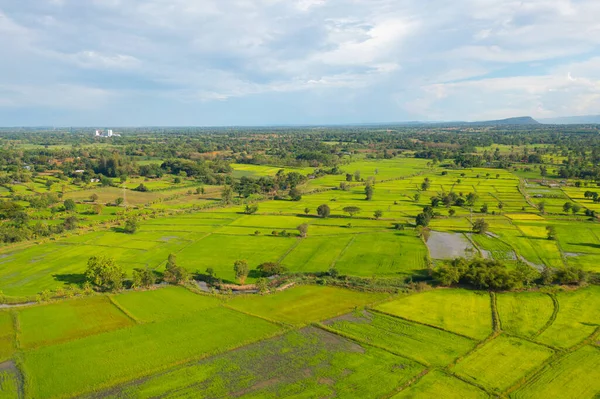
<box><xmin>514</xmin><ymin>262</ymin><xmax>540</xmax><ymax>287</ymax></box>
<box><xmin>546</xmin><ymin>225</ymin><xmax>557</xmax><ymax>240</ymax></box>
<box><xmin>345</xmin><ymin>174</ymin><xmax>353</xmax><ymax>182</ymax></box>
<box><xmin>563</xmin><ymin>202</ymin><xmax>572</xmax><ymax>213</ymax></box>
<box><xmin>497</xmin><ymin>202</ymin><xmax>504</xmax><ymax>212</ymax></box>
<box><xmin>63</xmin><ymin>199</ymin><xmax>76</xmax><ymax>212</ymax></box>
<box><xmin>317</xmin><ymin>204</ymin><xmax>330</xmax><ymax>218</ymax></box>
<box><xmin>92</xmin><ymin>204</ymin><xmax>103</xmax><ymax>215</ymax></box>
<box><xmin>64</xmin><ymin>215</ymin><xmax>78</xmax><ymax>230</ymax></box>
<box><xmin>571</xmin><ymin>204</ymin><xmax>581</xmax><ymax>215</ymax></box>
<box><xmin>132</xmin><ymin>268</ymin><xmax>156</xmax><ymax>289</ymax></box>
<box><xmin>90</xmin><ymin>193</ymin><xmax>99</xmax><ymax>202</ymax></box>
<box><xmin>221</xmin><ymin>186</ymin><xmax>234</xmax><ymax>204</ymax></box>
<box><xmin>538</xmin><ymin>201</ymin><xmax>546</xmax><ymax>214</ymax></box>
<box><xmin>124</xmin><ymin>217</ymin><xmax>138</xmax><ymax>234</ymax></box>
<box><xmin>255</xmin><ymin>277</ymin><xmax>269</xmax><ymax>294</ymax></box>
<box><xmin>365</xmin><ymin>184</ymin><xmax>373</xmax><ymax>200</ymax></box>
<box><xmin>163</xmin><ymin>253</ymin><xmax>189</xmax><ymax>284</ymax></box>
<box><xmin>415</xmin><ymin>212</ymin><xmax>431</xmax><ymax>227</ymax></box>
<box><xmin>480</xmin><ymin>203</ymin><xmax>488</xmax><ymax>214</ymax></box>
<box><xmin>257</xmin><ymin>262</ymin><xmax>286</xmax><ymax>276</ymax></box>
<box><xmin>304</xmin><ymin>207</ymin><xmax>310</xmax><ymax>215</ymax></box>
<box><xmin>448</xmin><ymin>209</ymin><xmax>456</xmax><ymax>217</ymax></box>
<box><xmin>233</xmin><ymin>260</ymin><xmax>250</xmax><ymax>284</ymax></box>
<box><xmin>466</xmin><ymin>193</ymin><xmax>479</xmax><ymax>206</ymax></box>
<box><xmin>244</xmin><ymin>204</ymin><xmax>259</xmax><ymax>214</ymax></box>
<box><xmin>420</xmin><ymin>178</ymin><xmax>430</xmax><ymax>191</ymax></box>
<box><xmin>115</xmin><ymin>197</ymin><xmax>124</xmax><ymax>206</ymax></box>
<box><xmin>472</xmin><ymin>218</ymin><xmax>489</xmax><ymax>234</ymax></box>
<box><xmin>289</xmin><ymin>187</ymin><xmax>302</xmax><ymax>201</ymax></box>
<box><xmin>354</xmin><ymin>170</ymin><xmax>361</xmax><ymax>181</ymax></box>
<box><xmin>374</xmin><ymin>210</ymin><xmax>383</xmax><ymax>219</ymax></box>
<box><xmin>135</xmin><ymin>183</ymin><xmax>148</xmax><ymax>192</ymax></box>
<box><xmin>85</xmin><ymin>256</ymin><xmax>125</xmax><ymax>292</ymax></box>
<box><xmin>343</xmin><ymin>206</ymin><xmax>361</xmax><ymax>217</ymax></box>
<box><xmin>297</xmin><ymin>223</ymin><xmax>308</xmax><ymax>237</ymax></box>
<box><xmin>414</xmin><ymin>193</ymin><xmax>420</xmax><ymax>202</ymax></box>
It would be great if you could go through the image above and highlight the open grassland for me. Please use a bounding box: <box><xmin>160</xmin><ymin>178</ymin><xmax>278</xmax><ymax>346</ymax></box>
<box><xmin>96</xmin><ymin>327</ymin><xmax>424</xmax><ymax>399</ymax></box>
<box><xmin>21</xmin><ymin>307</ymin><xmax>281</xmax><ymax>399</ymax></box>
<box><xmin>392</xmin><ymin>370</ymin><xmax>488</xmax><ymax>399</ymax></box>
<box><xmin>536</xmin><ymin>286</ymin><xmax>600</xmax><ymax>348</ymax></box>
<box><xmin>226</xmin><ymin>285</ymin><xmax>388</xmax><ymax>325</ymax></box>
<box><xmin>111</xmin><ymin>286</ymin><xmax>221</xmax><ymax>323</ymax></box>
<box><xmin>325</xmin><ymin>311</ymin><xmax>475</xmax><ymax>366</ymax></box>
<box><xmin>0</xmin><ymin>313</ymin><xmax>14</xmax><ymax>362</ymax></box>
<box><xmin>375</xmin><ymin>290</ymin><xmax>493</xmax><ymax>340</ymax></box>
<box><xmin>452</xmin><ymin>335</ymin><xmax>554</xmax><ymax>393</ymax></box>
<box><xmin>17</xmin><ymin>296</ymin><xmax>133</xmax><ymax>349</ymax></box>
<box><xmin>514</xmin><ymin>345</ymin><xmax>600</xmax><ymax>399</ymax></box>
<box><xmin>497</xmin><ymin>292</ymin><xmax>554</xmax><ymax>338</ymax></box>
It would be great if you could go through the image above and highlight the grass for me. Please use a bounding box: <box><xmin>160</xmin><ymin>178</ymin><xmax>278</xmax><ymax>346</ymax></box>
<box><xmin>375</xmin><ymin>290</ymin><xmax>493</xmax><ymax>340</ymax></box>
<box><xmin>496</xmin><ymin>292</ymin><xmax>554</xmax><ymax>338</ymax></box>
<box><xmin>99</xmin><ymin>327</ymin><xmax>425</xmax><ymax>399</ymax></box>
<box><xmin>21</xmin><ymin>307</ymin><xmax>281</xmax><ymax>399</ymax></box>
<box><xmin>0</xmin><ymin>367</ymin><xmax>20</xmax><ymax>399</ymax></box>
<box><xmin>0</xmin><ymin>312</ymin><xmax>14</xmax><ymax>362</ymax></box>
<box><xmin>333</xmin><ymin>232</ymin><xmax>428</xmax><ymax>277</ymax></box>
<box><xmin>226</xmin><ymin>285</ymin><xmax>388</xmax><ymax>325</ymax></box>
<box><xmin>536</xmin><ymin>285</ymin><xmax>600</xmax><ymax>348</ymax></box>
<box><xmin>452</xmin><ymin>335</ymin><xmax>554</xmax><ymax>393</ymax></box>
<box><xmin>325</xmin><ymin>311</ymin><xmax>476</xmax><ymax>366</ymax></box>
<box><xmin>392</xmin><ymin>370</ymin><xmax>488</xmax><ymax>399</ymax></box>
<box><xmin>513</xmin><ymin>345</ymin><xmax>600</xmax><ymax>399</ymax></box>
<box><xmin>281</xmin><ymin>235</ymin><xmax>354</xmax><ymax>272</ymax></box>
<box><xmin>111</xmin><ymin>286</ymin><xmax>222</xmax><ymax>323</ymax></box>
<box><xmin>17</xmin><ymin>295</ymin><xmax>133</xmax><ymax>349</ymax></box>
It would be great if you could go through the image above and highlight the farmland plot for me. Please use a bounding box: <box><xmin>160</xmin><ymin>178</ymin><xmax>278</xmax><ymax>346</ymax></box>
<box><xmin>325</xmin><ymin>311</ymin><xmax>475</xmax><ymax>366</ymax></box>
<box><xmin>392</xmin><ymin>370</ymin><xmax>488</xmax><ymax>399</ymax></box>
<box><xmin>452</xmin><ymin>335</ymin><xmax>554</xmax><ymax>393</ymax></box>
<box><xmin>96</xmin><ymin>328</ymin><xmax>425</xmax><ymax>399</ymax></box>
<box><xmin>21</xmin><ymin>308</ymin><xmax>281</xmax><ymax>398</ymax></box>
<box><xmin>514</xmin><ymin>345</ymin><xmax>600</xmax><ymax>399</ymax></box>
<box><xmin>496</xmin><ymin>292</ymin><xmax>554</xmax><ymax>338</ymax></box>
<box><xmin>0</xmin><ymin>313</ymin><xmax>14</xmax><ymax>362</ymax></box>
<box><xmin>375</xmin><ymin>290</ymin><xmax>493</xmax><ymax>340</ymax></box>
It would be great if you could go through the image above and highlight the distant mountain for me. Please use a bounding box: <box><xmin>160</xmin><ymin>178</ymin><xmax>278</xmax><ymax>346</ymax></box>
<box><xmin>470</xmin><ymin>116</ymin><xmax>540</xmax><ymax>126</ymax></box>
<box><xmin>539</xmin><ymin>115</ymin><xmax>600</xmax><ymax>124</ymax></box>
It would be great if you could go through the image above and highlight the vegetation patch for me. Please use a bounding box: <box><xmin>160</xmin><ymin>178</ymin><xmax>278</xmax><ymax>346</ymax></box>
<box><xmin>21</xmin><ymin>307</ymin><xmax>280</xmax><ymax>398</ymax></box>
<box><xmin>325</xmin><ymin>310</ymin><xmax>475</xmax><ymax>366</ymax></box>
<box><xmin>496</xmin><ymin>292</ymin><xmax>554</xmax><ymax>338</ymax></box>
<box><xmin>375</xmin><ymin>290</ymin><xmax>493</xmax><ymax>340</ymax></box>
<box><xmin>452</xmin><ymin>335</ymin><xmax>554</xmax><ymax>393</ymax></box>
<box><xmin>392</xmin><ymin>370</ymin><xmax>488</xmax><ymax>399</ymax></box>
<box><xmin>94</xmin><ymin>327</ymin><xmax>424</xmax><ymax>399</ymax></box>
<box><xmin>18</xmin><ymin>296</ymin><xmax>133</xmax><ymax>349</ymax></box>
<box><xmin>0</xmin><ymin>313</ymin><xmax>14</xmax><ymax>362</ymax></box>
<box><xmin>536</xmin><ymin>286</ymin><xmax>600</xmax><ymax>348</ymax></box>
<box><xmin>111</xmin><ymin>286</ymin><xmax>221</xmax><ymax>323</ymax></box>
<box><xmin>227</xmin><ymin>285</ymin><xmax>388</xmax><ymax>325</ymax></box>
<box><xmin>514</xmin><ymin>345</ymin><xmax>600</xmax><ymax>399</ymax></box>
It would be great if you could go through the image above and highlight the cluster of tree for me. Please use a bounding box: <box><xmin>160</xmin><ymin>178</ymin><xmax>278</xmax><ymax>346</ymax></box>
<box><xmin>435</xmin><ymin>258</ymin><xmax>587</xmax><ymax>290</ymax></box>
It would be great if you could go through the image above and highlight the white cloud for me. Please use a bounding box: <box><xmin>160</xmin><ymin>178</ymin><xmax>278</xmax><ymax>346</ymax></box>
<box><xmin>0</xmin><ymin>0</ymin><xmax>599</xmax><ymax>123</ymax></box>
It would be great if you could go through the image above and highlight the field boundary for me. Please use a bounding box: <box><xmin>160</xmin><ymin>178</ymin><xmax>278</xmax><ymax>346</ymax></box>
<box><xmin>490</xmin><ymin>292</ymin><xmax>501</xmax><ymax>332</ymax></box>
<box><xmin>108</xmin><ymin>296</ymin><xmax>141</xmax><ymax>324</ymax></box>
<box><xmin>330</xmin><ymin>234</ymin><xmax>358</xmax><ymax>268</ymax></box>
<box><xmin>533</xmin><ymin>293</ymin><xmax>559</xmax><ymax>337</ymax></box>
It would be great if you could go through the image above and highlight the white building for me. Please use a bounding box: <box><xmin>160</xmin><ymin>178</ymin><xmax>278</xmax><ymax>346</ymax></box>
<box><xmin>94</xmin><ymin>129</ymin><xmax>120</xmax><ymax>138</ymax></box>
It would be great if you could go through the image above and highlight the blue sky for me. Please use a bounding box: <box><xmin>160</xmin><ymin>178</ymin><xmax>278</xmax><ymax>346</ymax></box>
<box><xmin>0</xmin><ymin>0</ymin><xmax>599</xmax><ymax>126</ymax></box>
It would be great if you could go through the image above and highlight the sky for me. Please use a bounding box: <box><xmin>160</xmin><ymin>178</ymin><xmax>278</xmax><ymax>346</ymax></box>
<box><xmin>0</xmin><ymin>0</ymin><xmax>599</xmax><ymax>126</ymax></box>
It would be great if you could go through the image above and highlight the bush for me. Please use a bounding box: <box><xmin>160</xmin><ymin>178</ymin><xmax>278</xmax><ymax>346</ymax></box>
<box><xmin>257</xmin><ymin>262</ymin><xmax>287</xmax><ymax>277</ymax></box>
